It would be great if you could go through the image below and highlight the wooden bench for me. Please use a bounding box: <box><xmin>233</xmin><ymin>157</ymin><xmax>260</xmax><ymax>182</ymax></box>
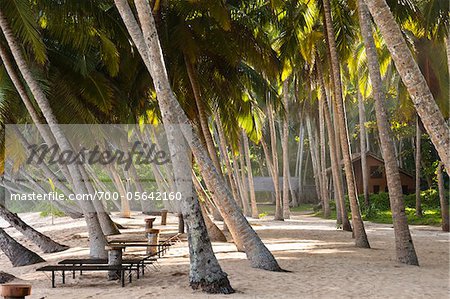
<box><xmin>36</xmin><ymin>265</ymin><xmax>135</xmax><ymax>288</ymax></box>
<box><xmin>57</xmin><ymin>258</ymin><xmax>158</xmax><ymax>278</ymax></box>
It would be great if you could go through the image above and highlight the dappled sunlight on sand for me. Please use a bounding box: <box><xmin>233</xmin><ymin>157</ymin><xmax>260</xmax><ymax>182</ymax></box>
<box><xmin>1</xmin><ymin>211</ymin><xmax>448</xmax><ymax>298</ymax></box>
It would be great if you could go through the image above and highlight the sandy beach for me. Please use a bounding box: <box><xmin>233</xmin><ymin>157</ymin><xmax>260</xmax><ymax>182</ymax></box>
<box><xmin>1</xmin><ymin>212</ymin><xmax>449</xmax><ymax>299</ymax></box>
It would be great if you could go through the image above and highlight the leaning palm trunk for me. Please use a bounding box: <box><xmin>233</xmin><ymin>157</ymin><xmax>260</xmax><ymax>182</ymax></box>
<box><xmin>282</xmin><ymin>80</ymin><xmax>291</xmax><ymax>219</ymax></box>
<box><xmin>0</xmin><ymin>272</ymin><xmax>15</xmax><ymax>284</ymax></box>
<box><xmin>193</xmin><ymin>176</ymin><xmax>228</xmax><ymax>242</ymax></box>
<box><xmin>0</xmin><ymin>10</ymin><xmax>108</xmax><ymax>258</ymax></box>
<box><xmin>243</xmin><ymin>131</ymin><xmax>259</xmax><ymax>218</ymax></box>
<box><xmin>231</xmin><ymin>154</ymin><xmax>245</xmax><ymax>212</ymax></box>
<box><xmin>296</xmin><ymin>122</ymin><xmax>305</xmax><ymax>204</ymax></box>
<box><xmin>108</xmin><ymin>164</ymin><xmax>131</xmax><ymax>218</ymax></box>
<box><xmin>323</xmin><ymin>0</ymin><xmax>369</xmax><ymax>247</ymax></box>
<box><xmin>306</xmin><ymin>115</ymin><xmax>323</xmax><ymax>208</ymax></box>
<box><xmin>0</xmin><ymin>228</ymin><xmax>45</xmax><ymax>267</ymax></box>
<box><xmin>117</xmin><ymin>0</ymin><xmax>281</xmax><ymax>273</ymax></box>
<box><xmin>364</xmin><ymin>0</ymin><xmax>450</xmax><ymax>173</ymax></box>
<box><xmin>317</xmin><ymin>63</ymin><xmax>352</xmax><ymax>231</ymax></box>
<box><xmin>319</xmin><ymin>99</ymin><xmax>330</xmax><ymax>217</ymax></box>
<box><xmin>79</xmin><ymin>166</ymin><xmax>120</xmax><ymax>236</ymax></box>
<box><xmin>359</xmin><ymin>0</ymin><xmax>418</xmax><ymax>264</ymax></box>
<box><xmin>215</xmin><ymin>117</ymin><xmax>241</xmax><ymax>206</ymax></box>
<box><xmin>437</xmin><ymin>162</ymin><xmax>449</xmax><ymax>232</ymax></box>
<box><xmin>267</xmin><ymin>104</ymin><xmax>283</xmax><ymax>221</ymax></box>
<box><xmin>415</xmin><ymin>116</ymin><xmax>422</xmax><ymax>216</ymax></box>
<box><xmin>358</xmin><ymin>89</ymin><xmax>370</xmax><ymax>207</ymax></box>
<box><xmin>0</xmin><ymin>204</ymin><xmax>69</xmax><ymax>253</ymax></box>
<box><xmin>185</xmin><ymin>55</ymin><xmax>223</xmax><ymax>177</ymax></box>
<box><xmin>238</xmin><ymin>138</ymin><xmax>251</xmax><ymax>216</ymax></box>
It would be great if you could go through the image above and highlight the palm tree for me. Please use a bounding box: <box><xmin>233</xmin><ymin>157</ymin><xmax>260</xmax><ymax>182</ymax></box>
<box><xmin>0</xmin><ymin>228</ymin><xmax>45</xmax><ymax>267</ymax></box>
<box><xmin>0</xmin><ymin>8</ymin><xmax>108</xmax><ymax>258</ymax></box>
<box><xmin>364</xmin><ymin>0</ymin><xmax>450</xmax><ymax>174</ymax></box>
<box><xmin>415</xmin><ymin>116</ymin><xmax>423</xmax><ymax>216</ymax></box>
<box><xmin>116</xmin><ymin>0</ymin><xmax>282</xmax><ymax>280</ymax></box>
<box><xmin>358</xmin><ymin>0</ymin><xmax>418</xmax><ymax>265</ymax></box>
<box><xmin>323</xmin><ymin>0</ymin><xmax>370</xmax><ymax>247</ymax></box>
<box><xmin>282</xmin><ymin>80</ymin><xmax>291</xmax><ymax>219</ymax></box>
<box><xmin>437</xmin><ymin>162</ymin><xmax>449</xmax><ymax>232</ymax></box>
<box><xmin>358</xmin><ymin>87</ymin><xmax>370</xmax><ymax>207</ymax></box>
<box><xmin>267</xmin><ymin>103</ymin><xmax>283</xmax><ymax>221</ymax></box>
<box><xmin>317</xmin><ymin>61</ymin><xmax>352</xmax><ymax>231</ymax></box>
<box><xmin>0</xmin><ymin>204</ymin><xmax>68</xmax><ymax>253</ymax></box>
<box><xmin>242</xmin><ymin>131</ymin><xmax>259</xmax><ymax>218</ymax></box>
<box><xmin>319</xmin><ymin>95</ymin><xmax>331</xmax><ymax>217</ymax></box>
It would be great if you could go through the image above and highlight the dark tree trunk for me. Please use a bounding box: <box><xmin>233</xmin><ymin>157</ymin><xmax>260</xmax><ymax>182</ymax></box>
<box><xmin>0</xmin><ymin>205</ymin><xmax>69</xmax><ymax>253</ymax></box>
<box><xmin>359</xmin><ymin>0</ymin><xmax>418</xmax><ymax>264</ymax></box>
<box><xmin>0</xmin><ymin>228</ymin><xmax>45</xmax><ymax>267</ymax></box>
<box><xmin>323</xmin><ymin>0</ymin><xmax>369</xmax><ymax>247</ymax></box>
<box><xmin>437</xmin><ymin>162</ymin><xmax>449</xmax><ymax>232</ymax></box>
<box><xmin>415</xmin><ymin>116</ymin><xmax>422</xmax><ymax>216</ymax></box>
<box><xmin>0</xmin><ymin>272</ymin><xmax>16</xmax><ymax>283</ymax></box>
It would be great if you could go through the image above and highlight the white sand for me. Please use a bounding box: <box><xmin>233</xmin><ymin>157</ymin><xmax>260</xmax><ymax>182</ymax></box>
<box><xmin>1</xmin><ymin>212</ymin><xmax>449</xmax><ymax>298</ymax></box>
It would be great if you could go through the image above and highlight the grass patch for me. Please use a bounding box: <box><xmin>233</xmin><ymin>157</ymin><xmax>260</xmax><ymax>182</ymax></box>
<box><xmin>257</xmin><ymin>203</ymin><xmax>314</xmax><ymax>216</ymax></box>
<box><xmin>313</xmin><ymin>189</ymin><xmax>446</xmax><ymax>226</ymax></box>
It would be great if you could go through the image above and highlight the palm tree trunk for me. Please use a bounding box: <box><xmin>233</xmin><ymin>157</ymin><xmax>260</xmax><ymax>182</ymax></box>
<box><xmin>437</xmin><ymin>162</ymin><xmax>449</xmax><ymax>232</ymax></box>
<box><xmin>415</xmin><ymin>116</ymin><xmax>422</xmax><ymax>216</ymax></box>
<box><xmin>260</xmin><ymin>135</ymin><xmax>278</xmax><ymax>204</ymax></box>
<box><xmin>282</xmin><ymin>80</ymin><xmax>291</xmax><ymax>219</ymax></box>
<box><xmin>79</xmin><ymin>166</ymin><xmax>120</xmax><ymax>236</ymax></box>
<box><xmin>359</xmin><ymin>0</ymin><xmax>418</xmax><ymax>263</ymax></box>
<box><xmin>0</xmin><ymin>204</ymin><xmax>69</xmax><ymax>253</ymax></box>
<box><xmin>108</xmin><ymin>164</ymin><xmax>131</xmax><ymax>218</ymax></box>
<box><xmin>0</xmin><ymin>10</ymin><xmax>107</xmax><ymax>258</ymax></box>
<box><xmin>128</xmin><ymin>162</ymin><xmax>156</xmax><ymax>213</ymax></box>
<box><xmin>231</xmin><ymin>154</ymin><xmax>245</xmax><ymax>211</ymax></box>
<box><xmin>446</xmin><ymin>38</ymin><xmax>450</xmax><ymax>96</ymax></box>
<box><xmin>193</xmin><ymin>176</ymin><xmax>228</xmax><ymax>242</ymax></box>
<box><xmin>243</xmin><ymin>131</ymin><xmax>259</xmax><ymax>218</ymax></box>
<box><xmin>317</xmin><ymin>63</ymin><xmax>352</xmax><ymax>231</ymax></box>
<box><xmin>323</xmin><ymin>0</ymin><xmax>369</xmax><ymax>247</ymax></box>
<box><xmin>267</xmin><ymin>104</ymin><xmax>283</xmax><ymax>221</ymax></box>
<box><xmin>215</xmin><ymin>117</ymin><xmax>241</xmax><ymax>206</ymax></box>
<box><xmin>296</xmin><ymin>122</ymin><xmax>305</xmax><ymax>204</ymax></box>
<box><xmin>331</xmin><ymin>98</ymin><xmax>343</xmax><ymax>225</ymax></box>
<box><xmin>238</xmin><ymin>138</ymin><xmax>251</xmax><ymax>216</ymax></box>
<box><xmin>319</xmin><ymin>99</ymin><xmax>330</xmax><ymax>217</ymax></box>
<box><xmin>358</xmin><ymin>88</ymin><xmax>370</xmax><ymax>207</ymax></box>
<box><xmin>184</xmin><ymin>187</ymin><xmax>233</xmax><ymax>293</ymax></box>
<box><xmin>185</xmin><ymin>55</ymin><xmax>223</xmax><ymax>177</ymax></box>
<box><xmin>0</xmin><ymin>228</ymin><xmax>45</xmax><ymax>267</ymax></box>
<box><xmin>119</xmin><ymin>0</ymin><xmax>281</xmax><ymax>272</ymax></box>
<box><xmin>306</xmin><ymin>115</ymin><xmax>323</xmax><ymax>207</ymax></box>
<box><xmin>0</xmin><ymin>272</ymin><xmax>15</xmax><ymax>283</ymax></box>
<box><xmin>364</xmin><ymin>0</ymin><xmax>450</xmax><ymax>173</ymax></box>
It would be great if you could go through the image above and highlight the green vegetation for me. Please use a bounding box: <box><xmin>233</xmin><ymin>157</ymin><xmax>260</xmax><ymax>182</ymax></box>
<box><xmin>257</xmin><ymin>203</ymin><xmax>315</xmax><ymax>216</ymax></box>
<box><xmin>314</xmin><ymin>189</ymin><xmax>446</xmax><ymax>226</ymax></box>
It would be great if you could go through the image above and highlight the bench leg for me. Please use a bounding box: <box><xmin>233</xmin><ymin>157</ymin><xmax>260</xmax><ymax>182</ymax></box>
<box><xmin>141</xmin><ymin>262</ymin><xmax>145</xmax><ymax>276</ymax></box>
<box><xmin>136</xmin><ymin>264</ymin><xmax>140</xmax><ymax>279</ymax></box>
<box><xmin>73</xmin><ymin>268</ymin><xmax>75</xmax><ymax>279</ymax></box>
<box><xmin>52</xmin><ymin>271</ymin><xmax>55</xmax><ymax>288</ymax></box>
<box><xmin>129</xmin><ymin>269</ymin><xmax>132</xmax><ymax>283</ymax></box>
<box><xmin>62</xmin><ymin>270</ymin><xmax>65</xmax><ymax>284</ymax></box>
<box><xmin>121</xmin><ymin>270</ymin><xmax>125</xmax><ymax>287</ymax></box>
